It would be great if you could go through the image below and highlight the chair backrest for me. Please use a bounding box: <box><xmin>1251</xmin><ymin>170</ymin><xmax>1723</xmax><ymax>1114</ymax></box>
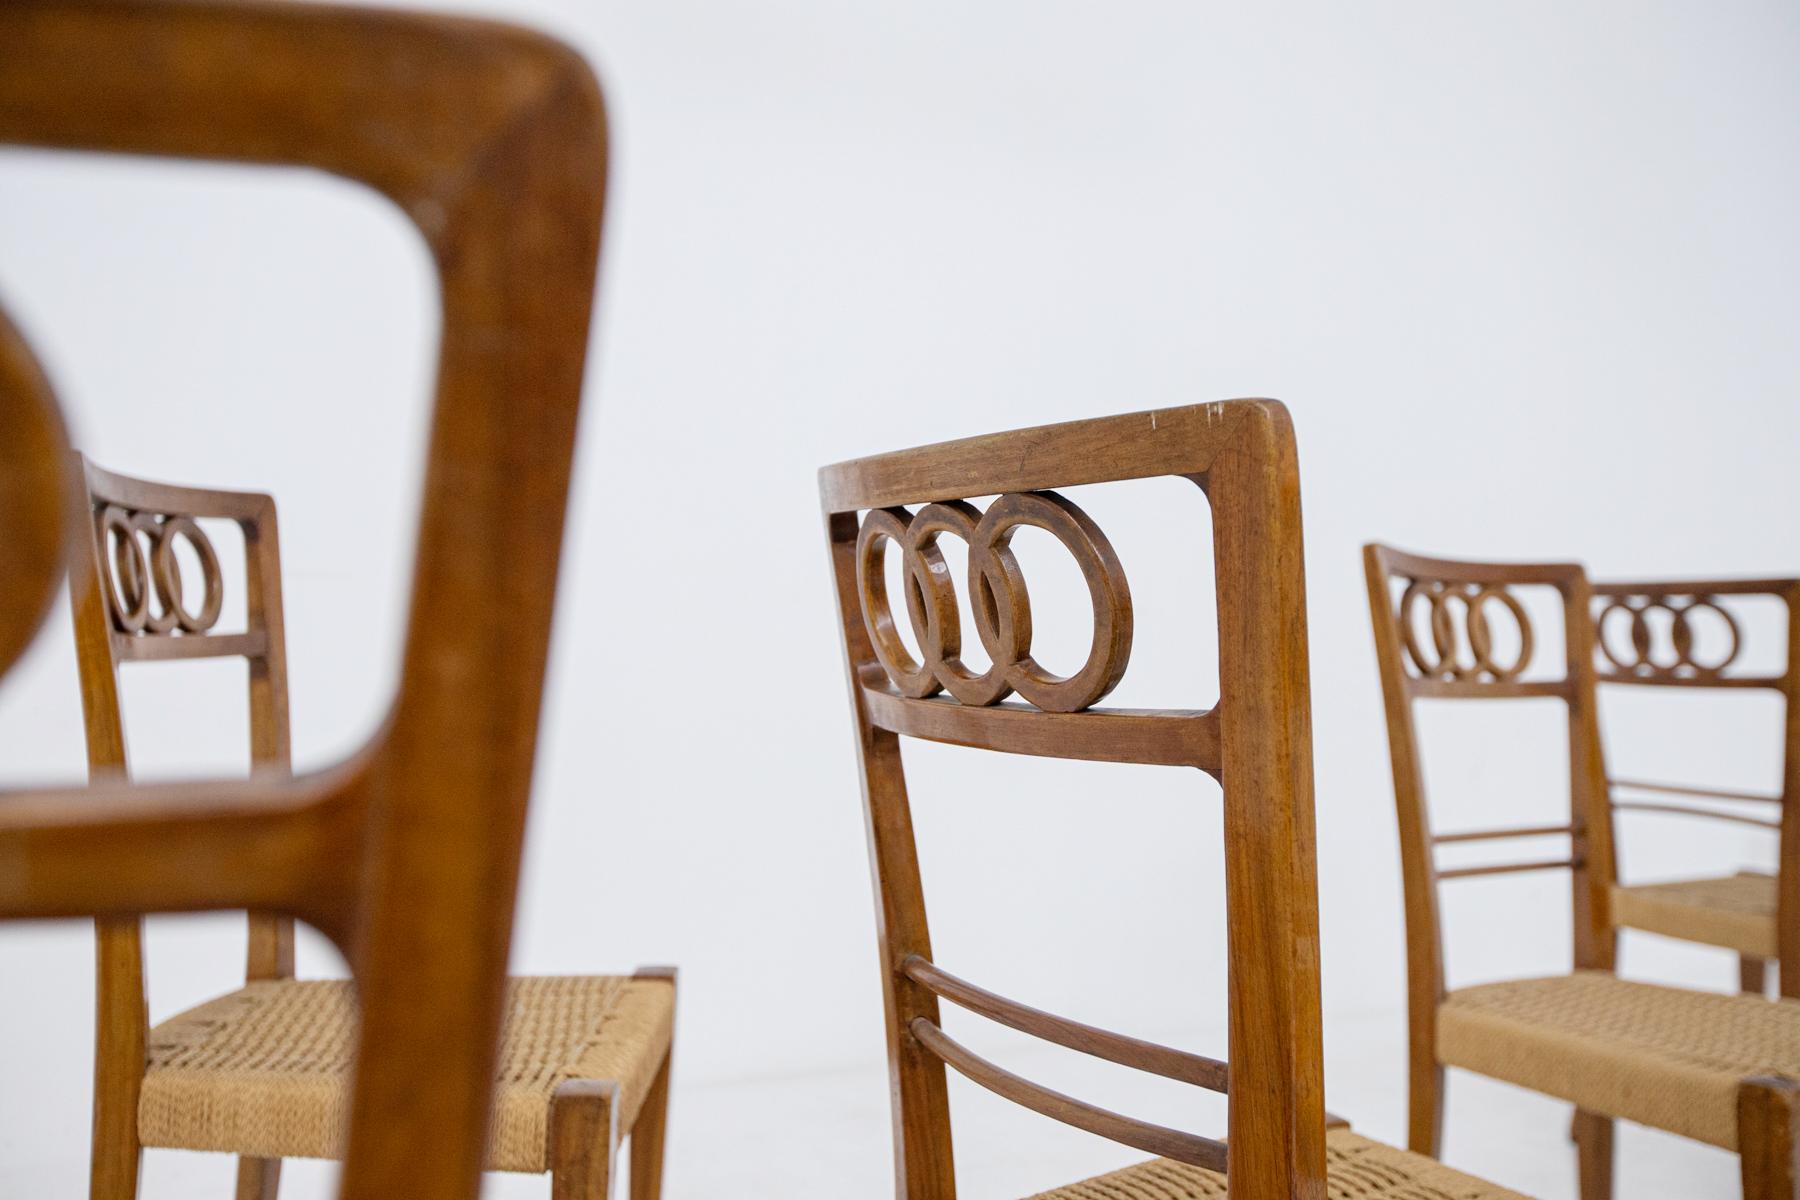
<box><xmin>0</xmin><ymin>3</ymin><xmax>608</xmax><ymax>1198</ymax></box>
<box><xmin>821</xmin><ymin>401</ymin><xmax>1323</xmax><ymax>1200</ymax></box>
<box><xmin>1362</xmin><ymin>546</ymin><xmax>1611</xmax><ymax>1013</ymax></box>
<box><xmin>1588</xmin><ymin>576</ymin><xmax>1800</xmax><ymax>995</ymax></box>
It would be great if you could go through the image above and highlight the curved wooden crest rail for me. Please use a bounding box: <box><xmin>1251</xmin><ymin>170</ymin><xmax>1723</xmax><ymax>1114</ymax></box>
<box><xmin>822</xmin><ymin>401</ymin><xmax>1324</xmax><ymax>1200</ymax></box>
<box><xmin>0</xmin><ymin>3</ymin><xmax>608</xmax><ymax>1198</ymax></box>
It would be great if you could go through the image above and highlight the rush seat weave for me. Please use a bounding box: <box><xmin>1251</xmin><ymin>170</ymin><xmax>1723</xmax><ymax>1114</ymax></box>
<box><xmin>1610</xmin><ymin>871</ymin><xmax>1777</xmax><ymax>959</ymax></box>
<box><xmin>1437</xmin><ymin>971</ymin><xmax>1800</xmax><ymax>1149</ymax></box>
<box><xmin>1023</xmin><ymin>1128</ymin><xmax>1528</xmax><ymax>1199</ymax></box>
<box><xmin>138</xmin><ymin>975</ymin><xmax>674</xmax><ymax>1172</ymax></box>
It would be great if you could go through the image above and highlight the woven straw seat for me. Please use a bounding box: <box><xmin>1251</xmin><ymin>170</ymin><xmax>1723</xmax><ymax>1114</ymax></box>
<box><xmin>138</xmin><ymin>975</ymin><xmax>674</xmax><ymax>1172</ymax></box>
<box><xmin>1022</xmin><ymin>1128</ymin><xmax>1528</xmax><ymax>1199</ymax></box>
<box><xmin>1437</xmin><ymin>970</ymin><xmax>1800</xmax><ymax>1149</ymax></box>
<box><xmin>1610</xmin><ymin>870</ymin><xmax>1777</xmax><ymax>959</ymax></box>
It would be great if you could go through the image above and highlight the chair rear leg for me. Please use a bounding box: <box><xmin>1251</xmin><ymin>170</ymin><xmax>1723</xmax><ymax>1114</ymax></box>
<box><xmin>234</xmin><ymin>1157</ymin><xmax>281</xmax><ymax>1200</ymax></box>
<box><xmin>1408</xmin><ymin>1052</ymin><xmax>1443</xmax><ymax>1156</ymax></box>
<box><xmin>551</xmin><ymin>1079</ymin><xmax>619</xmax><ymax>1200</ymax></box>
<box><xmin>91</xmin><ymin>919</ymin><xmax>144</xmax><ymax>1200</ymax></box>
<box><xmin>1741</xmin><ymin>1077</ymin><xmax>1800</xmax><ymax>1200</ymax></box>
<box><xmin>1743</xmin><ymin>955</ymin><xmax>1771</xmax><ymax>997</ymax></box>
<box><xmin>1573</xmin><ymin>1111</ymin><xmax>1614</xmax><ymax>1200</ymax></box>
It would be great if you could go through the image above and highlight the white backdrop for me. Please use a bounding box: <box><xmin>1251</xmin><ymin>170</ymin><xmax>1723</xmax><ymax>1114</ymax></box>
<box><xmin>2</xmin><ymin>2</ymin><xmax>1799</xmax><ymax>1196</ymax></box>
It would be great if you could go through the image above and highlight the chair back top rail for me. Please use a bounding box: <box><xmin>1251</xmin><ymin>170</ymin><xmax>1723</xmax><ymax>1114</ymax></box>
<box><xmin>0</xmin><ymin>3</ymin><xmax>609</xmax><ymax>1197</ymax></box>
<box><xmin>1590</xmin><ymin>577</ymin><xmax>1798</xmax><ymax>691</ymax></box>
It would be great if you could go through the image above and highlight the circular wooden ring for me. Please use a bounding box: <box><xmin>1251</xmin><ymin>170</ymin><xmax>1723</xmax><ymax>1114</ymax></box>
<box><xmin>856</xmin><ymin>507</ymin><xmax>940</xmax><ymax>697</ymax></box>
<box><xmin>972</xmin><ymin>491</ymin><xmax>1132</xmax><ymax>713</ymax></box>
<box><xmin>909</xmin><ymin>501</ymin><xmax>1012</xmax><ymax>706</ymax></box>
<box><xmin>152</xmin><ymin>515</ymin><xmax>223</xmax><ymax>633</ymax></box>
<box><xmin>1670</xmin><ymin>597</ymin><xmax>1739</xmax><ymax>675</ymax></box>
<box><xmin>1467</xmin><ymin>585</ymin><xmax>1532</xmax><ymax>681</ymax></box>
<box><xmin>1596</xmin><ymin>598</ymin><xmax>1643</xmax><ymax>673</ymax></box>
<box><xmin>1399</xmin><ymin>580</ymin><xmax>1448</xmax><ymax>678</ymax></box>
<box><xmin>100</xmin><ymin>505</ymin><xmax>150</xmax><ymax>633</ymax></box>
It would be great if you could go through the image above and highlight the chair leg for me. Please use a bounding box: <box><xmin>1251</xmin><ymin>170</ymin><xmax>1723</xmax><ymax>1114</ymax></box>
<box><xmin>1572</xmin><ymin>1110</ymin><xmax>1614</xmax><ymax>1200</ymax></box>
<box><xmin>551</xmin><ymin>1079</ymin><xmax>619</xmax><ymax>1200</ymax></box>
<box><xmin>628</xmin><ymin>964</ymin><xmax>676</xmax><ymax>1200</ymax></box>
<box><xmin>629</xmin><ymin>1053</ymin><xmax>672</xmax><ymax>1200</ymax></box>
<box><xmin>1407</xmin><ymin>1051</ymin><xmax>1443</xmax><ymax>1157</ymax></box>
<box><xmin>234</xmin><ymin>1157</ymin><xmax>281</xmax><ymax>1200</ymax></box>
<box><xmin>1743</xmin><ymin>955</ymin><xmax>1771</xmax><ymax>997</ymax></box>
<box><xmin>1740</xmin><ymin>1077</ymin><xmax>1800</xmax><ymax>1200</ymax></box>
<box><xmin>90</xmin><ymin>919</ymin><xmax>144</xmax><ymax>1200</ymax></box>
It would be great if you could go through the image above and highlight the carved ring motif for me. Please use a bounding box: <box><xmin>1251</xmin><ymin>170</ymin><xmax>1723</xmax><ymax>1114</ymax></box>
<box><xmin>1595</xmin><ymin>595</ymin><xmax>1739</xmax><ymax>678</ymax></box>
<box><xmin>855</xmin><ymin>491</ymin><xmax>1132</xmax><ymax>713</ymax></box>
<box><xmin>98</xmin><ymin>505</ymin><xmax>223</xmax><ymax>636</ymax></box>
<box><xmin>1399</xmin><ymin>579</ymin><xmax>1533</xmax><ymax>682</ymax></box>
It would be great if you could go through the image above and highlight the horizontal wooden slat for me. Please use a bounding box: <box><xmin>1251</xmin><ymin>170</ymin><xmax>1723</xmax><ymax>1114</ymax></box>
<box><xmin>1436</xmin><ymin>858</ymin><xmax>1577</xmax><ymax>881</ymax></box>
<box><xmin>85</xmin><ymin>459</ymin><xmax>271</xmax><ymax>522</ymax></box>
<box><xmin>908</xmin><ymin>1018</ymin><xmax>1229</xmax><ymax>1173</ymax></box>
<box><xmin>902</xmin><ymin>956</ymin><xmax>1227</xmax><ymax>1091</ymax></box>
<box><xmin>1405</xmin><ymin>677</ymin><xmax>1571</xmax><ymax>700</ymax></box>
<box><xmin>864</xmin><ymin>688</ymin><xmax>1219</xmax><ymax>770</ymax></box>
<box><xmin>1433</xmin><ymin>823</ymin><xmax>1572</xmax><ymax>845</ymax></box>
<box><xmin>1611</xmin><ymin>801</ymin><xmax>1781</xmax><ymax>831</ymax></box>
<box><xmin>113</xmin><ymin>631</ymin><xmax>267</xmax><ymax>662</ymax></box>
<box><xmin>1610</xmin><ymin>778</ymin><xmax>1782</xmax><ymax>806</ymax></box>
<box><xmin>818</xmin><ymin>402</ymin><xmax>1268</xmax><ymax>513</ymax></box>
<box><xmin>1596</xmin><ymin>672</ymin><xmax>1785</xmax><ymax>691</ymax></box>
<box><xmin>1594</xmin><ymin>578</ymin><xmax>1800</xmax><ymax>598</ymax></box>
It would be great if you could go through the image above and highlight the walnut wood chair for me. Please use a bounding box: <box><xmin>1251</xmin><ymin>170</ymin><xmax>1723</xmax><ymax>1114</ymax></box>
<box><xmin>67</xmin><ymin>456</ymin><xmax>674</xmax><ymax>1200</ymax></box>
<box><xmin>822</xmin><ymin>402</ymin><xmax>1530</xmax><ymax>1200</ymax></box>
<box><xmin>0</xmin><ymin>3</ymin><xmax>658</xmax><ymax>1198</ymax></box>
<box><xmin>1365</xmin><ymin>545</ymin><xmax>1800</xmax><ymax>1200</ymax></box>
<box><xmin>1586</xmin><ymin>578</ymin><xmax>1799</xmax><ymax>999</ymax></box>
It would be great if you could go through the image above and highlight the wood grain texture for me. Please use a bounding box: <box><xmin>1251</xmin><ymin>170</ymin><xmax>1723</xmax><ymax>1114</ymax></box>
<box><xmin>824</xmin><ymin>400</ymin><xmax>1326</xmax><ymax>1200</ymax></box>
<box><xmin>0</xmin><ymin>4</ymin><xmax>609</xmax><ymax>1198</ymax></box>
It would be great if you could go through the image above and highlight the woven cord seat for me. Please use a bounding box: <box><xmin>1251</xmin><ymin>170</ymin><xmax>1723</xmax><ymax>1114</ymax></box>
<box><xmin>138</xmin><ymin>975</ymin><xmax>674</xmax><ymax>1172</ymax></box>
<box><xmin>1437</xmin><ymin>971</ymin><xmax>1800</xmax><ymax>1149</ymax></box>
<box><xmin>1022</xmin><ymin>1128</ymin><xmax>1529</xmax><ymax>1199</ymax></box>
<box><xmin>1610</xmin><ymin>870</ymin><xmax>1777</xmax><ymax>959</ymax></box>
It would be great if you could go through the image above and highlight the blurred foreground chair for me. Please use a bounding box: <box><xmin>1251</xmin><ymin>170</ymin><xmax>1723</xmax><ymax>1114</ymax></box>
<box><xmin>1587</xmin><ymin>577</ymin><xmax>1798</xmax><ymax>999</ymax></box>
<box><xmin>821</xmin><ymin>403</ymin><xmax>1529</xmax><ymax>1200</ymax></box>
<box><xmin>68</xmin><ymin>458</ymin><xmax>673</xmax><ymax>1200</ymax></box>
<box><xmin>1364</xmin><ymin>545</ymin><xmax>1800</xmax><ymax>1200</ymax></box>
<box><xmin>0</xmin><ymin>3</ymin><xmax>656</xmax><ymax>1198</ymax></box>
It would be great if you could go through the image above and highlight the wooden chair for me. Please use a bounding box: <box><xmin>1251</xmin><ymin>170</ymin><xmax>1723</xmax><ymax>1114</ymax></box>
<box><xmin>68</xmin><ymin>457</ymin><xmax>674</xmax><ymax>1200</ymax></box>
<box><xmin>822</xmin><ymin>402</ymin><xmax>1530</xmax><ymax>1200</ymax></box>
<box><xmin>1364</xmin><ymin>545</ymin><xmax>1800</xmax><ymax>1200</ymax></box>
<box><xmin>0</xmin><ymin>3</ymin><xmax>665</xmax><ymax>1198</ymax></box>
<box><xmin>1586</xmin><ymin>577</ymin><xmax>1799</xmax><ymax>999</ymax></box>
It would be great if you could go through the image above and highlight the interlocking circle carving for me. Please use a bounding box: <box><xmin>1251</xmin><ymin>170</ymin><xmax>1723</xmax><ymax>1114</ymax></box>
<box><xmin>1398</xmin><ymin>579</ymin><xmax>1533</xmax><ymax>683</ymax></box>
<box><xmin>97</xmin><ymin>505</ymin><xmax>223</xmax><ymax>636</ymax></box>
<box><xmin>1595</xmin><ymin>595</ymin><xmax>1739</xmax><ymax>679</ymax></box>
<box><xmin>855</xmin><ymin>491</ymin><xmax>1133</xmax><ymax>713</ymax></box>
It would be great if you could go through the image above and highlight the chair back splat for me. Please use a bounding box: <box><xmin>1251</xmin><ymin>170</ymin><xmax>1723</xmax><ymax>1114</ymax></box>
<box><xmin>0</xmin><ymin>3</ymin><xmax>608</xmax><ymax>1197</ymax></box>
<box><xmin>1588</xmin><ymin>577</ymin><xmax>1800</xmax><ymax>997</ymax></box>
<box><xmin>821</xmin><ymin>401</ymin><xmax>1323</xmax><ymax>1200</ymax></box>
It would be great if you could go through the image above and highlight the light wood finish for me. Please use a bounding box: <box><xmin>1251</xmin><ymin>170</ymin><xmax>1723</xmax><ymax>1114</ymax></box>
<box><xmin>1367</xmin><ymin>545</ymin><xmax>1800</xmax><ymax>1198</ymax></box>
<box><xmin>0</xmin><ymin>2</ymin><xmax>619</xmax><ymax>1197</ymax></box>
<box><xmin>824</xmin><ymin>404</ymin><xmax>1512</xmax><ymax>1200</ymax></box>
<box><xmin>1589</xmin><ymin>578</ymin><xmax>1799</xmax><ymax>999</ymax></box>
